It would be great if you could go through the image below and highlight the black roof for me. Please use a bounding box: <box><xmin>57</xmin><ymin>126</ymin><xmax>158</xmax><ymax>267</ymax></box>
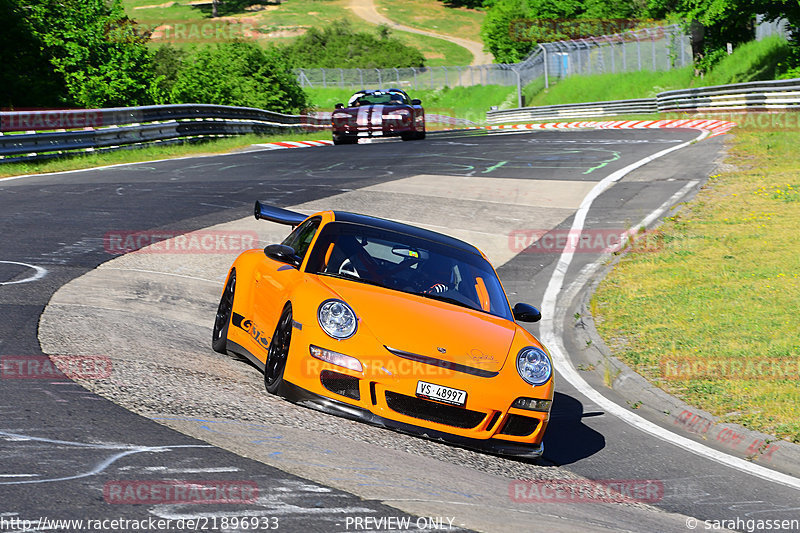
<box><xmin>332</xmin><ymin>211</ymin><xmax>482</xmax><ymax>256</ymax></box>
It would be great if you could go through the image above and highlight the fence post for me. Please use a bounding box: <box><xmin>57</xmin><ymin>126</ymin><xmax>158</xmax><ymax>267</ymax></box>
<box><xmin>539</xmin><ymin>44</ymin><xmax>549</xmax><ymax>89</ymax></box>
<box><xmin>394</xmin><ymin>67</ymin><xmax>400</xmax><ymax>86</ymax></box>
<box><xmin>376</xmin><ymin>68</ymin><xmax>382</xmax><ymax>89</ymax></box>
<box><xmin>637</xmin><ymin>39</ymin><xmax>642</xmax><ymax>71</ymax></box>
<box><xmin>339</xmin><ymin>68</ymin><xmax>344</xmax><ymax>88</ymax></box>
<box><xmin>651</xmin><ymin>31</ymin><xmax>657</xmax><ymax>71</ymax></box>
<box><xmin>443</xmin><ymin>66</ymin><xmax>449</xmax><ymax>87</ymax></box>
<box><xmin>412</xmin><ymin>67</ymin><xmax>417</xmax><ymax>91</ymax></box>
<box><xmin>623</xmin><ymin>39</ymin><xmax>628</xmax><ymax>72</ymax></box>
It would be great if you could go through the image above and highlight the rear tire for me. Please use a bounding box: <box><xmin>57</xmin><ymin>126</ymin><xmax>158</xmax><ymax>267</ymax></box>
<box><xmin>212</xmin><ymin>269</ymin><xmax>235</xmax><ymax>354</ymax></box>
<box><xmin>264</xmin><ymin>303</ymin><xmax>292</xmax><ymax>394</ymax></box>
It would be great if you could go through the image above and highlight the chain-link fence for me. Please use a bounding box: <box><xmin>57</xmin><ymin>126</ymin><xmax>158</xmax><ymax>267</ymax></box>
<box><xmin>294</xmin><ymin>24</ymin><xmax>691</xmax><ymax>92</ymax></box>
<box><xmin>295</xmin><ymin>65</ymin><xmax>521</xmax><ymax>91</ymax></box>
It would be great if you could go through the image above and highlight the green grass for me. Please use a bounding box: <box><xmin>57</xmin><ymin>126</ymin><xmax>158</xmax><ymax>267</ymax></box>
<box><xmin>702</xmin><ymin>35</ymin><xmax>791</xmax><ymax>85</ymax></box>
<box><xmin>0</xmin><ymin>132</ymin><xmax>328</xmax><ymax>178</ymax></box>
<box><xmin>524</xmin><ymin>35</ymin><xmax>791</xmax><ymax>106</ymax></box>
<box><xmin>391</xmin><ymin>31</ymin><xmax>473</xmax><ymax>67</ymax></box>
<box><xmin>525</xmin><ymin>68</ymin><xmax>696</xmax><ymax>106</ymax></box>
<box><xmin>374</xmin><ymin>0</ymin><xmax>485</xmax><ymax>43</ymax></box>
<box><xmin>305</xmin><ymin>85</ymin><xmax>516</xmax><ymax>124</ymax></box>
<box><xmin>591</xmin><ymin>117</ymin><xmax>800</xmax><ymax>443</ymax></box>
<box><xmin>122</xmin><ymin>0</ymin><xmax>473</xmax><ymax>65</ymax></box>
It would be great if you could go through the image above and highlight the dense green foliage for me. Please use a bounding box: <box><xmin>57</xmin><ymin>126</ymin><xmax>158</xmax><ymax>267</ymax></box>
<box><xmin>283</xmin><ymin>21</ymin><xmax>425</xmax><ymax>69</ymax></box>
<box><xmin>3</xmin><ymin>4</ymin><xmax>427</xmax><ymax>110</ymax></box>
<box><xmin>481</xmin><ymin>0</ymin><xmax>644</xmax><ymax>63</ymax></box>
<box><xmin>167</xmin><ymin>41</ymin><xmax>308</xmax><ymax>112</ymax></box>
<box><xmin>2</xmin><ymin>0</ymin><xmax>155</xmax><ymax>107</ymax></box>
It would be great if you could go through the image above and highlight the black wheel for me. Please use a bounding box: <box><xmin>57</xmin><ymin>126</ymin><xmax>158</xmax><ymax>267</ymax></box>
<box><xmin>333</xmin><ymin>134</ymin><xmax>357</xmax><ymax>145</ymax></box>
<box><xmin>264</xmin><ymin>303</ymin><xmax>292</xmax><ymax>394</ymax></box>
<box><xmin>212</xmin><ymin>269</ymin><xmax>235</xmax><ymax>354</ymax></box>
<box><xmin>416</xmin><ymin>129</ymin><xmax>426</xmax><ymax>140</ymax></box>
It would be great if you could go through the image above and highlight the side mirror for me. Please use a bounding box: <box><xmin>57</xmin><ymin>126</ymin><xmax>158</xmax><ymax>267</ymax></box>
<box><xmin>335</xmin><ymin>103</ymin><xmax>344</xmax><ymax>109</ymax></box>
<box><xmin>410</xmin><ymin>99</ymin><xmax>421</xmax><ymax>105</ymax></box>
<box><xmin>264</xmin><ymin>244</ymin><xmax>300</xmax><ymax>268</ymax></box>
<box><xmin>513</xmin><ymin>303</ymin><xmax>541</xmax><ymax>323</ymax></box>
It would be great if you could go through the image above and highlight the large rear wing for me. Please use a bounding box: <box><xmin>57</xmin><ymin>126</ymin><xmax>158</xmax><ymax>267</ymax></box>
<box><xmin>254</xmin><ymin>201</ymin><xmax>308</xmax><ymax>227</ymax></box>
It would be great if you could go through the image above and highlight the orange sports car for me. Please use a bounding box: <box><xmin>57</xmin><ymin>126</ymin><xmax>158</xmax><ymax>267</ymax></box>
<box><xmin>212</xmin><ymin>202</ymin><xmax>554</xmax><ymax>458</ymax></box>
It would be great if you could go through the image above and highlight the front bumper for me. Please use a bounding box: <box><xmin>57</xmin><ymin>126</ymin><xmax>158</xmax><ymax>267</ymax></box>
<box><xmin>278</xmin><ymin>380</ymin><xmax>545</xmax><ymax>459</ymax></box>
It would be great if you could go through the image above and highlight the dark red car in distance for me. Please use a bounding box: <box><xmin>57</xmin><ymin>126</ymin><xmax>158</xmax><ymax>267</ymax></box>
<box><xmin>331</xmin><ymin>88</ymin><xmax>426</xmax><ymax>145</ymax></box>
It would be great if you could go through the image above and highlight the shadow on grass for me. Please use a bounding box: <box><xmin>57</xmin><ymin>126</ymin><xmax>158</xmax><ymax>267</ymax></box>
<box><xmin>191</xmin><ymin>0</ymin><xmax>281</xmax><ymax>18</ymax></box>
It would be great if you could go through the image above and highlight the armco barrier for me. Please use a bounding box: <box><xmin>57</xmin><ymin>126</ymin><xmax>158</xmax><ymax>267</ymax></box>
<box><xmin>656</xmin><ymin>79</ymin><xmax>800</xmax><ymax>112</ymax></box>
<box><xmin>487</xmin><ymin>78</ymin><xmax>800</xmax><ymax>124</ymax></box>
<box><xmin>487</xmin><ymin>98</ymin><xmax>657</xmax><ymax>123</ymax></box>
<box><xmin>0</xmin><ymin>104</ymin><xmax>330</xmax><ymax>161</ymax></box>
<box><xmin>0</xmin><ymin>104</ymin><xmax>477</xmax><ymax>161</ymax></box>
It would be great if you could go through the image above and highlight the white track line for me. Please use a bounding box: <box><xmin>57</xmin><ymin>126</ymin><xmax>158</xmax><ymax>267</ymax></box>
<box><xmin>538</xmin><ymin>130</ymin><xmax>800</xmax><ymax>491</ymax></box>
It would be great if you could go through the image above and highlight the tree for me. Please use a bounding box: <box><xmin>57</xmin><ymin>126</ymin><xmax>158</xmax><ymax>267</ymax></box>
<box><xmin>169</xmin><ymin>41</ymin><xmax>308</xmax><ymax>113</ymax></box>
<box><xmin>20</xmin><ymin>0</ymin><xmax>157</xmax><ymax>107</ymax></box>
<box><xmin>481</xmin><ymin>0</ymin><xmax>645</xmax><ymax>63</ymax></box>
<box><xmin>0</xmin><ymin>0</ymin><xmax>66</xmax><ymax>107</ymax></box>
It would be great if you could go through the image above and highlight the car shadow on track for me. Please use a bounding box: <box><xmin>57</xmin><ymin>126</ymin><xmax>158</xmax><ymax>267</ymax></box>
<box><xmin>541</xmin><ymin>392</ymin><xmax>605</xmax><ymax>466</ymax></box>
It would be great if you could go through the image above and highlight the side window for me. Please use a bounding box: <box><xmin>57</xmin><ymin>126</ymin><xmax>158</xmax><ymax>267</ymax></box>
<box><xmin>282</xmin><ymin>218</ymin><xmax>320</xmax><ymax>261</ymax></box>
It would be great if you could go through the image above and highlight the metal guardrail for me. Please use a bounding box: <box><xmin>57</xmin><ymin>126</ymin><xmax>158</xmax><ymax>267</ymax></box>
<box><xmin>0</xmin><ymin>104</ymin><xmax>330</xmax><ymax>161</ymax></box>
<box><xmin>486</xmin><ymin>78</ymin><xmax>800</xmax><ymax>123</ymax></box>
<box><xmin>486</xmin><ymin>98</ymin><xmax>657</xmax><ymax>123</ymax></box>
<box><xmin>656</xmin><ymin>79</ymin><xmax>800</xmax><ymax>112</ymax></box>
<box><xmin>0</xmin><ymin>104</ymin><xmax>478</xmax><ymax>161</ymax></box>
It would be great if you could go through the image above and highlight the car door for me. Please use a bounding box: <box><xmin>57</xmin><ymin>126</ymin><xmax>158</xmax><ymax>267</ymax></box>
<box><xmin>252</xmin><ymin>217</ymin><xmax>321</xmax><ymax>359</ymax></box>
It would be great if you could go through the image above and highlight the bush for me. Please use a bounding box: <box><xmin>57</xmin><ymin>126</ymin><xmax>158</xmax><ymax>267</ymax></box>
<box><xmin>168</xmin><ymin>41</ymin><xmax>308</xmax><ymax>113</ymax></box>
<box><xmin>283</xmin><ymin>20</ymin><xmax>425</xmax><ymax>69</ymax></box>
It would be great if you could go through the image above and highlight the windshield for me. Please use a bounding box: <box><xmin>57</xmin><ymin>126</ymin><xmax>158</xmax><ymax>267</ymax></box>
<box><xmin>348</xmin><ymin>91</ymin><xmax>409</xmax><ymax>106</ymax></box>
<box><xmin>305</xmin><ymin>222</ymin><xmax>513</xmax><ymax>320</ymax></box>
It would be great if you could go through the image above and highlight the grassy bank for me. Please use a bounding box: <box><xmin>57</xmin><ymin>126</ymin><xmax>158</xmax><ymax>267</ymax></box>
<box><xmin>592</xmin><ymin>114</ymin><xmax>800</xmax><ymax>442</ymax></box>
<box><xmin>525</xmin><ymin>35</ymin><xmax>790</xmax><ymax>106</ymax></box>
<box><xmin>374</xmin><ymin>0</ymin><xmax>485</xmax><ymax>43</ymax></box>
<box><xmin>0</xmin><ymin>132</ymin><xmax>327</xmax><ymax>178</ymax></box>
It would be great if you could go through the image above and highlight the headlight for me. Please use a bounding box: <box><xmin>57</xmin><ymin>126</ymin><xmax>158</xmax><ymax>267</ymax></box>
<box><xmin>318</xmin><ymin>299</ymin><xmax>357</xmax><ymax>339</ymax></box>
<box><xmin>516</xmin><ymin>347</ymin><xmax>552</xmax><ymax>386</ymax></box>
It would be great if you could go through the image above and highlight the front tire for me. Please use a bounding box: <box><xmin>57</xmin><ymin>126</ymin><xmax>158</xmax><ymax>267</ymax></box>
<box><xmin>212</xmin><ymin>269</ymin><xmax>235</xmax><ymax>354</ymax></box>
<box><xmin>264</xmin><ymin>303</ymin><xmax>292</xmax><ymax>394</ymax></box>
<box><xmin>333</xmin><ymin>134</ymin><xmax>357</xmax><ymax>145</ymax></box>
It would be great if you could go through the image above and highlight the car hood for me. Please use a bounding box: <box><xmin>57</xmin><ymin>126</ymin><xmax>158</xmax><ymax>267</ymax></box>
<box><xmin>317</xmin><ymin>276</ymin><xmax>516</xmax><ymax>373</ymax></box>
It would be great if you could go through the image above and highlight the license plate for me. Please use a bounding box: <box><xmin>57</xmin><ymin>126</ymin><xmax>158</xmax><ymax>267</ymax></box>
<box><xmin>416</xmin><ymin>381</ymin><xmax>467</xmax><ymax>406</ymax></box>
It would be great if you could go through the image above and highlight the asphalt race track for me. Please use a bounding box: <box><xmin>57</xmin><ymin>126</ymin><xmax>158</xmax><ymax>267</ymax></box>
<box><xmin>2</xmin><ymin>128</ymin><xmax>799</xmax><ymax>533</ymax></box>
